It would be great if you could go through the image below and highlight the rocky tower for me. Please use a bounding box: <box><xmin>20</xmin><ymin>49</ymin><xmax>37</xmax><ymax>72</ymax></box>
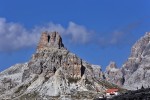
<box><xmin>0</xmin><ymin>31</ymin><xmax>113</xmax><ymax>100</ymax></box>
<box><xmin>25</xmin><ymin>31</ymin><xmax>83</xmax><ymax>81</ymax></box>
<box><xmin>104</xmin><ymin>62</ymin><xmax>124</xmax><ymax>86</ymax></box>
<box><xmin>37</xmin><ymin>31</ymin><xmax>65</xmax><ymax>51</ymax></box>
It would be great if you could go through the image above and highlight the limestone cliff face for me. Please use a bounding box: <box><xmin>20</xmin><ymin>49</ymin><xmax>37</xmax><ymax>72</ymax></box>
<box><xmin>0</xmin><ymin>31</ymin><xmax>115</xmax><ymax>100</ymax></box>
<box><xmin>122</xmin><ymin>32</ymin><xmax>150</xmax><ymax>90</ymax></box>
<box><xmin>122</xmin><ymin>33</ymin><xmax>150</xmax><ymax>81</ymax></box>
<box><xmin>37</xmin><ymin>31</ymin><xmax>65</xmax><ymax>51</ymax></box>
<box><xmin>104</xmin><ymin>32</ymin><xmax>150</xmax><ymax>90</ymax></box>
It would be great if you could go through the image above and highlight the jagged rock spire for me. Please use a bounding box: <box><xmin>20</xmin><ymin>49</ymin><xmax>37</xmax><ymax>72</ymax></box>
<box><xmin>37</xmin><ymin>31</ymin><xmax>65</xmax><ymax>51</ymax></box>
<box><xmin>105</xmin><ymin>61</ymin><xmax>124</xmax><ymax>86</ymax></box>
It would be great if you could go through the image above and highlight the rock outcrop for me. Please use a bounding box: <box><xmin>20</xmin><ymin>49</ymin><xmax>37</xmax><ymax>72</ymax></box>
<box><xmin>37</xmin><ymin>31</ymin><xmax>65</xmax><ymax>51</ymax></box>
<box><xmin>0</xmin><ymin>31</ymin><xmax>117</xmax><ymax>100</ymax></box>
<box><xmin>122</xmin><ymin>32</ymin><xmax>150</xmax><ymax>90</ymax></box>
<box><xmin>105</xmin><ymin>62</ymin><xmax>124</xmax><ymax>86</ymax></box>
<box><xmin>92</xmin><ymin>65</ymin><xmax>104</xmax><ymax>79</ymax></box>
<box><xmin>104</xmin><ymin>32</ymin><xmax>150</xmax><ymax>90</ymax></box>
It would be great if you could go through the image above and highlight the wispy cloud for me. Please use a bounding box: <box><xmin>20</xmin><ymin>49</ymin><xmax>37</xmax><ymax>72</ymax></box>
<box><xmin>0</xmin><ymin>17</ymin><xmax>145</xmax><ymax>52</ymax></box>
<box><xmin>0</xmin><ymin>18</ymin><xmax>40</xmax><ymax>51</ymax></box>
<box><xmin>97</xmin><ymin>19</ymin><xmax>145</xmax><ymax>47</ymax></box>
<box><xmin>98</xmin><ymin>30</ymin><xmax>130</xmax><ymax>47</ymax></box>
<box><xmin>0</xmin><ymin>17</ymin><xmax>94</xmax><ymax>52</ymax></box>
<box><xmin>66</xmin><ymin>22</ymin><xmax>94</xmax><ymax>44</ymax></box>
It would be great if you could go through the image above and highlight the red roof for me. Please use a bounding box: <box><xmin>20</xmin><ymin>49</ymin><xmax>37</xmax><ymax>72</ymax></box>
<box><xmin>106</xmin><ymin>89</ymin><xmax>118</xmax><ymax>94</ymax></box>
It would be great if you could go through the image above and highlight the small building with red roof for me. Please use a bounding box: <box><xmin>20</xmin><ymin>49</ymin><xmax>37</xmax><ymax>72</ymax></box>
<box><xmin>106</xmin><ymin>88</ymin><xmax>119</xmax><ymax>98</ymax></box>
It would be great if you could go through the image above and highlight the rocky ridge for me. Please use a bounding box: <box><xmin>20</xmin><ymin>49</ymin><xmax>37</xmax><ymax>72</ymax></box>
<box><xmin>0</xmin><ymin>32</ymin><xmax>118</xmax><ymax>100</ymax></box>
<box><xmin>104</xmin><ymin>32</ymin><xmax>150</xmax><ymax>90</ymax></box>
<box><xmin>104</xmin><ymin>62</ymin><xmax>124</xmax><ymax>86</ymax></box>
<box><xmin>1</xmin><ymin>31</ymin><xmax>149</xmax><ymax>100</ymax></box>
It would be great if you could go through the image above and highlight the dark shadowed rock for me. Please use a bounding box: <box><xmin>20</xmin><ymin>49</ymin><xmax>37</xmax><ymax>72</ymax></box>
<box><xmin>110</xmin><ymin>88</ymin><xmax>150</xmax><ymax>100</ymax></box>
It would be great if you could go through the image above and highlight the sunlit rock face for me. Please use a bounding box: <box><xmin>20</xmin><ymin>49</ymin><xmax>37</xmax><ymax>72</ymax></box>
<box><xmin>0</xmin><ymin>31</ymin><xmax>111</xmax><ymax>100</ymax></box>
<box><xmin>92</xmin><ymin>65</ymin><xmax>104</xmax><ymax>79</ymax></box>
<box><xmin>37</xmin><ymin>31</ymin><xmax>65</xmax><ymax>51</ymax></box>
<box><xmin>122</xmin><ymin>32</ymin><xmax>150</xmax><ymax>90</ymax></box>
<box><xmin>2</xmin><ymin>31</ymin><xmax>150</xmax><ymax>100</ymax></box>
<box><xmin>104</xmin><ymin>62</ymin><xmax>124</xmax><ymax>86</ymax></box>
<box><xmin>104</xmin><ymin>32</ymin><xmax>150</xmax><ymax>90</ymax></box>
<box><xmin>29</xmin><ymin>31</ymin><xmax>82</xmax><ymax>80</ymax></box>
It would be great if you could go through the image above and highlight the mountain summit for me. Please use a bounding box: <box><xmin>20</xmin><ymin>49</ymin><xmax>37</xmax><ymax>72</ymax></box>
<box><xmin>105</xmin><ymin>32</ymin><xmax>150</xmax><ymax>90</ymax></box>
<box><xmin>0</xmin><ymin>32</ymin><xmax>118</xmax><ymax>100</ymax></box>
<box><xmin>37</xmin><ymin>31</ymin><xmax>65</xmax><ymax>51</ymax></box>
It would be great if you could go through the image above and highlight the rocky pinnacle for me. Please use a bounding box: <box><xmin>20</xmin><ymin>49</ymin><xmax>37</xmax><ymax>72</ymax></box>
<box><xmin>0</xmin><ymin>31</ymin><xmax>122</xmax><ymax>100</ymax></box>
<box><xmin>37</xmin><ymin>31</ymin><xmax>65</xmax><ymax>51</ymax></box>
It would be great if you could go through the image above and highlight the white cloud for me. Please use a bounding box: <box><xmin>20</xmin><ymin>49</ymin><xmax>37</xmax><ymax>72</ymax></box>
<box><xmin>0</xmin><ymin>18</ymin><xmax>40</xmax><ymax>51</ymax></box>
<box><xmin>0</xmin><ymin>17</ymin><xmax>135</xmax><ymax>52</ymax></box>
<box><xmin>0</xmin><ymin>18</ymin><xmax>93</xmax><ymax>52</ymax></box>
<box><xmin>110</xmin><ymin>31</ymin><xmax>125</xmax><ymax>44</ymax></box>
<box><xmin>66</xmin><ymin>22</ymin><xmax>94</xmax><ymax>44</ymax></box>
<box><xmin>97</xmin><ymin>18</ymin><xmax>146</xmax><ymax>47</ymax></box>
<box><xmin>99</xmin><ymin>30</ymin><xmax>133</xmax><ymax>47</ymax></box>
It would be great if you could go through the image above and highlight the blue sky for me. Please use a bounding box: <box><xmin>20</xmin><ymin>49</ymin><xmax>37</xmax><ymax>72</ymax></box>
<box><xmin>0</xmin><ymin>0</ymin><xmax>150</xmax><ymax>71</ymax></box>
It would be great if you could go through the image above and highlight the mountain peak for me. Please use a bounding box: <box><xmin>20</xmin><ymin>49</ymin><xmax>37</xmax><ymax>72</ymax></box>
<box><xmin>37</xmin><ymin>31</ymin><xmax>65</xmax><ymax>51</ymax></box>
<box><xmin>0</xmin><ymin>31</ymin><xmax>122</xmax><ymax>99</ymax></box>
<box><xmin>106</xmin><ymin>61</ymin><xmax>117</xmax><ymax>69</ymax></box>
